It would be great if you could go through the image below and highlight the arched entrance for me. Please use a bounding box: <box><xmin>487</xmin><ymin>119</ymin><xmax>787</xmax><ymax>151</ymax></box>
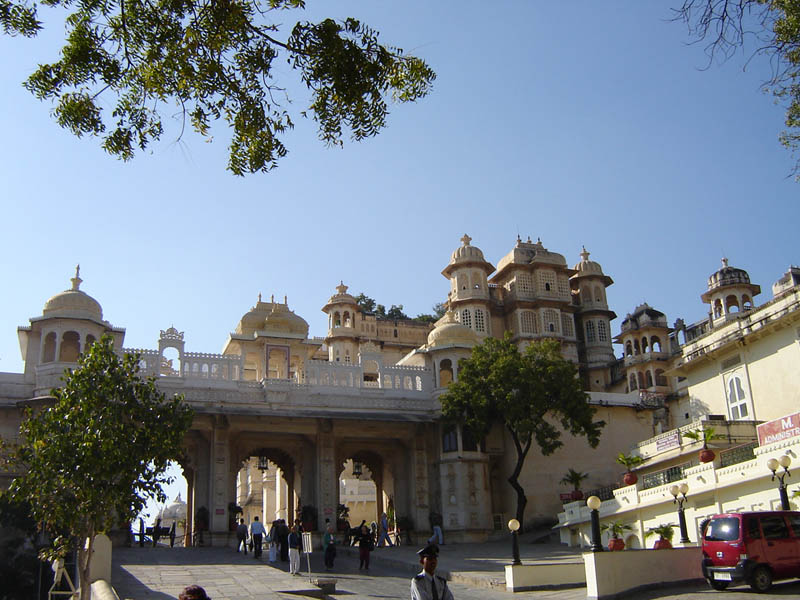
<box><xmin>236</xmin><ymin>448</ymin><xmax>297</xmax><ymax>527</ymax></box>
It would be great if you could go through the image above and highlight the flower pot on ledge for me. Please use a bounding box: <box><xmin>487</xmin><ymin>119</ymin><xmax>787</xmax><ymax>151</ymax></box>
<box><xmin>653</xmin><ymin>538</ymin><xmax>673</xmax><ymax>550</ymax></box>
<box><xmin>608</xmin><ymin>538</ymin><xmax>625</xmax><ymax>551</ymax></box>
<box><xmin>622</xmin><ymin>472</ymin><xmax>638</xmax><ymax>486</ymax></box>
<box><xmin>699</xmin><ymin>449</ymin><xmax>716</xmax><ymax>463</ymax></box>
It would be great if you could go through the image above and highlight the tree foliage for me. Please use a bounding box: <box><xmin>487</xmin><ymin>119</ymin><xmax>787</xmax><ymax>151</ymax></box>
<box><xmin>439</xmin><ymin>335</ymin><xmax>604</xmax><ymax>527</ymax></box>
<box><xmin>0</xmin><ymin>0</ymin><xmax>435</xmax><ymax>175</ymax></box>
<box><xmin>674</xmin><ymin>0</ymin><xmax>800</xmax><ymax>177</ymax></box>
<box><xmin>3</xmin><ymin>335</ymin><xmax>194</xmax><ymax>600</ymax></box>
<box><xmin>415</xmin><ymin>301</ymin><xmax>447</xmax><ymax>323</ymax></box>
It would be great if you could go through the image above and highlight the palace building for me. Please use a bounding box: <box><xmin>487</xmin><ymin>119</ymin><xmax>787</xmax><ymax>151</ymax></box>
<box><xmin>2</xmin><ymin>236</ymin><xmax>795</xmax><ymax>544</ymax></box>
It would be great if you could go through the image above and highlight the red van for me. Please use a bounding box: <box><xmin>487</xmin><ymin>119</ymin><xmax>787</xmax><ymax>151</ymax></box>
<box><xmin>701</xmin><ymin>511</ymin><xmax>800</xmax><ymax>592</ymax></box>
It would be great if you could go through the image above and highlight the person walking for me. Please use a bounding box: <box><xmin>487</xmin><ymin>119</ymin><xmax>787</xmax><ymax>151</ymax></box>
<box><xmin>235</xmin><ymin>518</ymin><xmax>249</xmax><ymax>554</ymax></box>
<box><xmin>323</xmin><ymin>523</ymin><xmax>337</xmax><ymax>570</ymax></box>
<box><xmin>428</xmin><ymin>524</ymin><xmax>443</xmax><ymax>545</ymax></box>
<box><xmin>250</xmin><ymin>516</ymin><xmax>266</xmax><ymax>558</ymax></box>
<box><xmin>357</xmin><ymin>524</ymin><xmax>373</xmax><ymax>571</ymax></box>
<box><xmin>288</xmin><ymin>525</ymin><xmax>302</xmax><ymax>575</ymax></box>
<box><xmin>377</xmin><ymin>512</ymin><xmax>394</xmax><ymax>547</ymax></box>
<box><xmin>411</xmin><ymin>544</ymin><xmax>453</xmax><ymax>600</ymax></box>
<box><xmin>279</xmin><ymin>519</ymin><xmax>290</xmax><ymax>562</ymax></box>
<box><xmin>268</xmin><ymin>520</ymin><xmax>278</xmax><ymax>563</ymax></box>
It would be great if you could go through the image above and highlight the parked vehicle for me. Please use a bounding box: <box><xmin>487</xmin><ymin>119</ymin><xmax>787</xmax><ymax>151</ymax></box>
<box><xmin>701</xmin><ymin>511</ymin><xmax>800</xmax><ymax>592</ymax></box>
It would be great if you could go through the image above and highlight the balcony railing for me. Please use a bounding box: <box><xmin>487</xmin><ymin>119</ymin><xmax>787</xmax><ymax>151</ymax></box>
<box><xmin>585</xmin><ymin>485</ymin><xmax>616</xmax><ymax>501</ymax></box>
<box><xmin>719</xmin><ymin>441</ymin><xmax>758</xmax><ymax>468</ymax></box>
<box><xmin>641</xmin><ymin>462</ymin><xmax>692</xmax><ymax>490</ymax></box>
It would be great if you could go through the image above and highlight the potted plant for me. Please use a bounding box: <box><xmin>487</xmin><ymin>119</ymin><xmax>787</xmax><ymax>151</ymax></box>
<box><xmin>682</xmin><ymin>427</ymin><xmax>724</xmax><ymax>463</ymax></box>
<box><xmin>195</xmin><ymin>506</ymin><xmax>209</xmax><ymax>546</ymax></box>
<box><xmin>600</xmin><ymin>521</ymin><xmax>632</xmax><ymax>551</ymax></box>
<box><xmin>560</xmin><ymin>468</ymin><xmax>589</xmax><ymax>500</ymax></box>
<box><xmin>228</xmin><ymin>502</ymin><xmax>243</xmax><ymax>531</ymax></box>
<box><xmin>616</xmin><ymin>453</ymin><xmax>644</xmax><ymax>486</ymax></box>
<box><xmin>336</xmin><ymin>503</ymin><xmax>351</xmax><ymax>532</ymax></box>
<box><xmin>645</xmin><ymin>523</ymin><xmax>675</xmax><ymax>550</ymax></box>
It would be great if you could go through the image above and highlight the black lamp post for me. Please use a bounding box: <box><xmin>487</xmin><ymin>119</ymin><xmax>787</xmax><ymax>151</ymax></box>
<box><xmin>508</xmin><ymin>518</ymin><xmax>521</xmax><ymax>565</ymax></box>
<box><xmin>587</xmin><ymin>496</ymin><xmax>604</xmax><ymax>552</ymax></box>
<box><xmin>767</xmin><ymin>455</ymin><xmax>792</xmax><ymax>510</ymax></box>
<box><xmin>670</xmin><ymin>483</ymin><xmax>690</xmax><ymax>544</ymax></box>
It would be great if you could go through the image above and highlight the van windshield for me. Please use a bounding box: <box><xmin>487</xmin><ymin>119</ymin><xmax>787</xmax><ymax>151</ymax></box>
<box><xmin>705</xmin><ymin>517</ymin><xmax>740</xmax><ymax>541</ymax></box>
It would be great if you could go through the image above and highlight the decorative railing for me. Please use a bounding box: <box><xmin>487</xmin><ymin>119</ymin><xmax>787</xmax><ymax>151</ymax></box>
<box><xmin>719</xmin><ymin>441</ymin><xmax>758</xmax><ymax>468</ymax></box>
<box><xmin>641</xmin><ymin>462</ymin><xmax>692</xmax><ymax>490</ymax></box>
<box><xmin>585</xmin><ymin>485</ymin><xmax>616</xmax><ymax>501</ymax></box>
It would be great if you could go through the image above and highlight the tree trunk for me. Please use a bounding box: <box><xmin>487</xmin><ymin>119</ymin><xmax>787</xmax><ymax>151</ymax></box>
<box><xmin>79</xmin><ymin>529</ymin><xmax>95</xmax><ymax>600</ymax></box>
<box><xmin>507</xmin><ymin>428</ymin><xmax>532</xmax><ymax>532</ymax></box>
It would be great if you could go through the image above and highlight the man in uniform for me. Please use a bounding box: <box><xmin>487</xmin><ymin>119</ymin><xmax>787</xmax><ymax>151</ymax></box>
<box><xmin>411</xmin><ymin>544</ymin><xmax>453</xmax><ymax>600</ymax></box>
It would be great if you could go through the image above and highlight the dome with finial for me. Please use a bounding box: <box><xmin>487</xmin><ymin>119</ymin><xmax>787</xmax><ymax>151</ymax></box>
<box><xmin>42</xmin><ymin>265</ymin><xmax>104</xmax><ymax>321</ymax></box>
<box><xmin>426</xmin><ymin>310</ymin><xmax>480</xmax><ymax>349</ymax></box>
<box><xmin>235</xmin><ymin>294</ymin><xmax>308</xmax><ymax>337</ymax></box>
<box><xmin>158</xmin><ymin>493</ymin><xmax>187</xmax><ymax>521</ymax></box>
<box><xmin>263</xmin><ymin>301</ymin><xmax>309</xmax><ymax>337</ymax></box>
<box><xmin>701</xmin><ymin>258</ymin><xmax>761</xmax><ymax>302</ymax></box>
<box><xmin>442</xmin><ymin>234</ymin><xmax>495</xmax><ymax>277</ymax></box>
<box><xmin>706</xmin><ymin>258</ymin><xmax>754</xmax><ymax>291</ymax></box>
<box><xmin>571</xmin><ymin>247</ymin><xmax>613</xmax><ymax>285</ymax></box>
<box><xmin>322</xmin><ymin>281</ymin><xmax>359</xmax><ymax>312</ymax></box>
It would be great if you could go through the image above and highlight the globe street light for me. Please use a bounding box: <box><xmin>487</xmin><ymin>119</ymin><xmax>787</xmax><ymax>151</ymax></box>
<box><xmin>767</xmin><ymin>455</ymin><xmax>792</xmax><ymax>510</ymax></box>
<box><xmin>670</xmin><ymin>482</ymin><xmax>690</xmax><ymax>544</ymax></box>
<box><xmin>508</xmin><ymin>518</ymin><xmax>521</xmax><ymax>565</ymax></box>
<box><xmin>587</xmin><ymin>495</ymin><xmax>604</xmax><ymax>552</ymax></box>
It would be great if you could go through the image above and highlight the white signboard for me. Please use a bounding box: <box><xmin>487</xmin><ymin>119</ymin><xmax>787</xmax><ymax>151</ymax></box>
<box><xmin>302</xmin><ymin>531</ymin><xmax>313</xmax><ymax>554</ymax></box>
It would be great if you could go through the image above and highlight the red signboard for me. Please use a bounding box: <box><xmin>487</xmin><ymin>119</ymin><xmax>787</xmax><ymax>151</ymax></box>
<box><xmin>757</xmin><ymin>411</ymin><xmax>800</xmax><ymax>446</ymax></box>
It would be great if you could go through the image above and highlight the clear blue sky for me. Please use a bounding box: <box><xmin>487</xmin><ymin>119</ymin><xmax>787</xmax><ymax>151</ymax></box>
<box><xmin>1</xmin><ymin>2</ymin><xmax>797</xmax><ymax>515</ymax></box>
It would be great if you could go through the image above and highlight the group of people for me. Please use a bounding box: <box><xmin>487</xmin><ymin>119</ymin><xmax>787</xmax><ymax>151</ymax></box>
<box><xmin>180</xmin><ymin>540</ymin><xmax>452</xmax><ymax>600</ymax></box>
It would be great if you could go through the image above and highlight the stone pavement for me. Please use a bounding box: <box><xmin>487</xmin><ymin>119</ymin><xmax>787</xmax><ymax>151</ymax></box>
<box><xmin>111</xmin><ymin>539</ymin><xmax>800</xmax><ymax>600</ymax></box>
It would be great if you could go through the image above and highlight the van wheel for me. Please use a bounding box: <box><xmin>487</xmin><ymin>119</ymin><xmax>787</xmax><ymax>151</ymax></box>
<box><xmin>748</xmin><ymin>565</ymin><xmax>773</xmax><ymax>593</ymax></box>
<box><xmin>707</xmin><ymin>579</ymin><xmax>729</xmax><ymax>591</ymax></box>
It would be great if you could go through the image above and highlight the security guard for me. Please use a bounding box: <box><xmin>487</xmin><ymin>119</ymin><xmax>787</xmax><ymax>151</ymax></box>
<box><xmin>410</xmin><ymin>544</ymin><xmax>453</xmax><ymax>600</ymax></box>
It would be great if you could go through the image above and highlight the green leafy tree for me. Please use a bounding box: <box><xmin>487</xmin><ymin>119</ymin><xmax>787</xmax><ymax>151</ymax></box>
<box><xmin>0</xmin><ymin>0</ymin><xmax>435</xmax><ymax>175</ymax></box>
<box><xmin>674</xmin><ymin>1</ymin><xmax>800</xmax><ymax>177</ymax></box>
<box><xmin>415</xmin><ymin>301</ymin><xmax>447</xmax><ymax>323</ymax></box>
<box><xmin>386</xmin><ymin>304</ymin><xmax>409</xmax><ymax>320</ymax></box>
<box><xmin>354</xmin><ymin>293</ymin><xmax>376</xmax><ymax>314</ymax></box>
<box><xmin>3</xmin><ymin>335</ymin><xmax>194</xmax><ymax>600</ymax></box>
<box><xmin>439</xmin><ymin>335</ymin><xmax>604</xmax><ymax>528</ymax></box>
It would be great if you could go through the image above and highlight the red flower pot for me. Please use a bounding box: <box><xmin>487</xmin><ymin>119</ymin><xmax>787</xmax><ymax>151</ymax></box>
<box><xmin>623</xmin><ymin>472</ymin><xmax>638</xmax><ymax>486</ymax></box>
<box><xmin>570</xmin><ymin>489</ymin><xmax>584</xmax><ymax>501</ymax></box>
<box><xmin>653</xmin><ymin>538</ymin><xmax>673</xmax><ymax>550</ymax></box>
<box><xmin>608</xmin><ymin>538</ymin><xmax>625</xmax><ymax>551</ymax></box>
<box><xmin>699</xmin><ymin>449</ymin><xmax>716</xmax><ymax>463</ymax></box>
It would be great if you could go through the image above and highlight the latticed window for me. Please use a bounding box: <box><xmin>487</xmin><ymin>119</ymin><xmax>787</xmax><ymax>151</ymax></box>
<box><xmin>517</xmin><ymin>273</ymin><xmax>533</xmax><ymax>294</ymax></box>
<box><xmin>597</xmin><ymin>320</ymin><xmax>608</xmax><ymax>342</ymax></box>
<box><xmin>474</xmin><ymin>309</ymin><xmax>486</xmax><ymax>332</ymax></box>
<box><xmin>538</xmin><ymin>271</ymin><xmax>556</xmax><ymax>294</ymax></box>
<box><xmin>558</xmin><ymin>275</ymin><xmax>570</xmax><ymax>296</ymax></box>
<box><xmin>561</xmin><ymin>314</ymin><xmax>574</xmax><ymax>337</ymax></box>
<box><xmin>585</xmin><ymin>320</ymin><xmax>596</xmax><ymax>342</ymax></box>
<box><xmin>543</xmin><ymin>309</ymin><xmax>559</xmax><ymax>333</ymax></box>
<box><xmin>520</xmin><ymin>310</ymin><xmax>538</xmax><ymax>334</ymax></box>
<box><xmin>460</xmin><ymin>309</ymin><xmax>472</xmax><ymax>328</ymax></box>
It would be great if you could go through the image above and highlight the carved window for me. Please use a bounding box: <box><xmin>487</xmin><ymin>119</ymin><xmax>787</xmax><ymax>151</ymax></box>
<box><xmin>474</xmin><ymin>309</ymin><xmax>485</xmax><ymax>333</ymax></box>
<box><xmin>543</xmin><ymin>309</ymin><xmax>559</xmax><ymax>333</ymax></box>
<box><xmin>460</xmin><ymin>309</ymin><xmax>472</xmax><ymax>329</ymax></box>
<box><xmin>585</xmin><ymin>321</ymin><xmax>596</xmax><ymax>343</ymax></box>
<box><xmin>520</xmin><ymin>310</ymin><xmax>538</xmax><ymax>334</ymax></box>
<box><xmin>538</xmin><ymin>271</ymin><xmax>556</xmax><ymax>295</ymax></box>
<box><xmin>597</xmin><ymin>321</ymin><xmax>608</xmax><ymax>342</ymax></box>
<box><xmin>517</xmin><ymin>273</ymin><xmax>533</xmax><ymax>294</ymax></box>
<box><xmin>42</xmin><ymin>331</ymin><xmax>56</xmax><ymax>363</ymax></box>
<box><xmin>561</xmin><ymin>314</ymin><xmax>574</xmax><ymax>337</ymax></box>
<box><xmin>558</xmin><ymin>275</ymin><xmax>570</xmax><ymax>296</ymax></box>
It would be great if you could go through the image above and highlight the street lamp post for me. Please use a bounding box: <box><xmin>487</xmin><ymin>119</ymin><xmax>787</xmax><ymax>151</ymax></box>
<box><xmin>767</xmin><ymin>455</ymin><xmax>792</xmax><ymax>510</ymax></box>
<box><xmin>587</xmin><ymin>496</ymin><xmax>604</xmax><ymax>552</ymax></box>
<box><xmin>508</xmin><ymin>519</ymin><xmax>521</xmax><ymax>565</ymax></box>
<box><xmin>670</xmin><ymin>483</ymin><xmax>690</xmax><ymax>544</ymax></box>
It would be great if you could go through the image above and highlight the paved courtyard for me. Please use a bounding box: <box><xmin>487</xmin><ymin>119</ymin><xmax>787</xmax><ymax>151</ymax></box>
<box><xmin>111</xmin><ymin>541</ymin><xmax>800</xmax><ymax>600</ymax></box>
